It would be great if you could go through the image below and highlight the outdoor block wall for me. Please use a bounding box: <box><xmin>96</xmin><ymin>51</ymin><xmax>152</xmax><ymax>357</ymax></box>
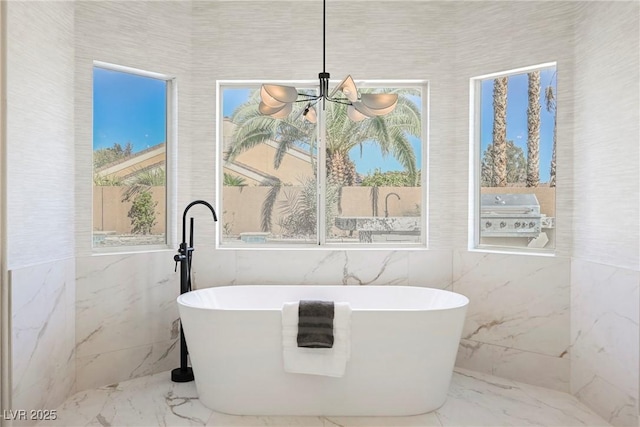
<box><xmin>93</xmin><ymin>186</ymin><xmax>166</xmax><ymax>235</ymax></box>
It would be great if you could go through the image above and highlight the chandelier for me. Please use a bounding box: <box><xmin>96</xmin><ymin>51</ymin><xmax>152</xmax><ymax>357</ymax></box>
<box><xmin>258</xmin><ymin>0</ymin><xmax>399</xmax><ymax>123</ymax></box>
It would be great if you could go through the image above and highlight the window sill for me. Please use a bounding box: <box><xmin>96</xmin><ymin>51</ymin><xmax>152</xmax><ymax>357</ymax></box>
<box><xmin>469</xmin><ymin>246</ymin><xmax>555</xmax><ymax>257</ymax></box>
<box><xmin>91</xmin><ymin>244</ymin><xmax>174</xmax><ymax>256</ymax></box>
<box><xmin>217</xmin><ymin>242</ymin><xmax>428</xmax><ymax>251</ymax></box>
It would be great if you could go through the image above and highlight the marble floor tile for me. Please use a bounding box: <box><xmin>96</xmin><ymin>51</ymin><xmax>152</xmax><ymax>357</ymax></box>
<box><xmin>37</xmin><ymin>368</ymin><xmax>608</xmax><ymax>427</ymax></box>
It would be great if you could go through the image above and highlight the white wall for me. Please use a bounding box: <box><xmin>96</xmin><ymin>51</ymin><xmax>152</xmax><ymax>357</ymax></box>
<box><xmin>73</xmin><ymin>0</ymin><xmax>190</xmax><ymax>391</ymax></box>
<box><xmin>570</xmin><ymin>3</ymin><xmax>640</xmax><ymax>426</ymax></box>
<box><xmin>572</xmin><ymin>2</ymin><xmax>639</xmax><ymax>272</ymax></box>
<box><xmin>5</xmin><ymin>1</ymin><xmax>76</xmax><ymax>424</ymax></box>
<box><xmin>7</xmin><ymin>1</ymin><xmax>75</xmax><ymax>269</ymax></box>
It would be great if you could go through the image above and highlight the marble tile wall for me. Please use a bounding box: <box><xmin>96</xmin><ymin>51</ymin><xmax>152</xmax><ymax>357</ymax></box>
<box><xmin>75</xmin><ymin>252</ymin><xmax>180</xmax><ymax>392</ymax></box>
<box><xmin>570</xmin><ymin>3</ymin><xmax>639</xmax><ymax>426</ymax></box>
<box><xmin>191</xmin><ymin>248</ymin><xmax>453</xmax><ymax>291</ymax></box>
<box><xmin>570</xmin><ymin>259</ymin><xmax>639</xmax><ymax>427</ymax></box>
<box><xmin>73</xmin><ymin>247</ymin><xmax>454</xmax><ymax>392</ymax></box>
<box><xmin>453</xmin><ymin>251</ymin><xmax>571</xmax><ymax>392</ymax></box>
<box><xmin>11</xmin><ymin>258</ymin><xmax>76</xmax><ymax>427</ymax></box>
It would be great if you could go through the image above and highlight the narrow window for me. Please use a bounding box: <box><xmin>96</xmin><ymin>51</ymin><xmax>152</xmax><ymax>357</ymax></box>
<box><xmin>92</xmin><ymin>64</ymin><xmax>170</xmax><ymax>249</ymax></box>
<box><xmin>472</xmin><ymin>63</ymin><xmax>557</xmax><ymax>251</ymax></box>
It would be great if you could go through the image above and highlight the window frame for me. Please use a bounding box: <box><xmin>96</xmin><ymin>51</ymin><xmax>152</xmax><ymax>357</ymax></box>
<box><xmin>469</xmin><ymin>62</ymin><xmax>557</xmax><ymax>254</ymax></box>
<box><xmin>216</xmin><ymin>79</ymin><xmax>429</xmax><ymax>250</ymax></box>
<box><xmin>91</xmin><ymin>61</ymin><xmax>177</xmax><ymax>253</ymax></box>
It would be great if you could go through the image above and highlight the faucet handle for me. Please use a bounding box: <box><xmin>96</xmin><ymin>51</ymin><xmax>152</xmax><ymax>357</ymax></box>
<box><xmin>173</xmin><ymin>253</ymin><xmax>184</xmax><ymax>272</ymax></box>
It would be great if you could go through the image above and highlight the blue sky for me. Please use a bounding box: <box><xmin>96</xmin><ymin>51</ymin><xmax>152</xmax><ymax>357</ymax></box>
<box><xmin>93</xmin><ymin>67</ymin><xmax>167</xmax><ymax>152</ymax></box>
<box><xmin>480</xmin><ymin>68</ymin><xmax>557</xmax><ymax>182</ymax></box>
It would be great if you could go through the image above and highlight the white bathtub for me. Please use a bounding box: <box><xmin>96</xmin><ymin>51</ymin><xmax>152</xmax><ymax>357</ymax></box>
<box><xmin>177</xmin><ymin>285</ymin><xmax>469</xmax><ymax>416</ymax></box>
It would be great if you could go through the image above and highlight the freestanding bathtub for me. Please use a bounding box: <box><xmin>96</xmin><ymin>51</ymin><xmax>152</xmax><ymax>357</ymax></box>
<box><xmin>177</xmin><ymin>285</ymin><xmax>469</xmax><ymax>416</ymax></box>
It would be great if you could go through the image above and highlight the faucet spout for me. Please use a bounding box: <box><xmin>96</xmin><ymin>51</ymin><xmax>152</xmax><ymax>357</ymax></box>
<box><xmin>181</xmin><ymin>200</ymin><xmax>218</xmax><ymax>245</ymax></box>
<box><xmin>384</xmin><ymin>192</ymin><xmax>401</xmax><ymax>217</ymax></box>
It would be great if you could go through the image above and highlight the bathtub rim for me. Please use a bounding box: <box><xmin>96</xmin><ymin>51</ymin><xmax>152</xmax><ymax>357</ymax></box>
<box><xmin>177</xmin><ymin>285</ymin><xmax>469</xmax><ymax>312</ymax></box>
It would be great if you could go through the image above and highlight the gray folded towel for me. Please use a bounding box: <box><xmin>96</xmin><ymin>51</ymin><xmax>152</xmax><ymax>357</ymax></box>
<box><xmin>297</xmin><ymin>300</ymin><xmax>335</xmax><ymax>348</ymax></box>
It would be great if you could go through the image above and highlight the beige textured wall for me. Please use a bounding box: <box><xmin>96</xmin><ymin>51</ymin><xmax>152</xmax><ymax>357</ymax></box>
<box><xmin>7</xmin><ymin>1</ymin><xmax>75</xmax><ymax>269</ymax></box>
<box><xmin>572</xmin><ymin>2</ymin><xmax>639</xmax><ymax>271</ymax></box>
<box><xmin>74</xmin><ymin>1</ymin><xmax>192</xmax><ymax>255</ymax></box>
<box><xmin>451</xmin><ymin>1</ymin><xmax>575</xmax><ymax>255</ymax></box>
<box><xmin>6</xmin><ymin>1</ymin><xmax>77</xmax><ymax>422</ymax></box>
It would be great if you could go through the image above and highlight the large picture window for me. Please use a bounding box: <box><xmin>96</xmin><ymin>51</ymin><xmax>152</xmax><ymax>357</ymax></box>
<box><xmin>472</xmin><ymin>63</ymin><xmax>557</xmax><ymax>251</ymax></box>
<box><xmin>92</xmin><ymin>63</ymin><xmax>171</xmax><ymax>249</ymax></box>
<box><xmin>218</xmin><ymin>81</ymin><xmax>427</xmax><ymax>247</ymax></box>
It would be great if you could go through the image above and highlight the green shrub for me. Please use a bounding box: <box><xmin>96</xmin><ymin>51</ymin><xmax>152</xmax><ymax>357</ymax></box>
<box><xmin>360</xmin><ymin>169</ymin><xmax>421</xmax><ymax>187</ymax></box>
<box><xmin>128</xmin><ymin>190</ymin><xmax>157</xmax><ymax>234</ymax></box>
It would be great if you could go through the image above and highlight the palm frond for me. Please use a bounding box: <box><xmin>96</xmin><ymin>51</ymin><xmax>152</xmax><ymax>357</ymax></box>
<box><xmin>122</xmin><ymin>167</ymin><xmax>165</xmax><ymax>202</ymax></box>
<box><xmin>260</xmin><ymin>178</ymin><xmax>281</xmax><ymax>232</ymax></box>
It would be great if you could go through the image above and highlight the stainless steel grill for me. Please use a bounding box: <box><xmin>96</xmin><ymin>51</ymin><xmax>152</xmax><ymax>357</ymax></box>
<box><xmin>480</xmin><ymin>194</ymin><xmax>541</xmax><ymax>238</ymax></box>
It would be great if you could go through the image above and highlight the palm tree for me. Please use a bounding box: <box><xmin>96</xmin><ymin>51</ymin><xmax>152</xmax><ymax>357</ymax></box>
<box><xmin>545</xmin><ymin>80</ymin><xmax>557</xmax><ymax>188</ymax></box>
<box><xmin>226</xmin><ymin>88</ymin><xmax>421</xmax><ymax>186</ymax></box>
<box><xmin>323</xmin><ymin>90</ymin><xmax>421</xmax><ymax>186</ymax></box>
<box><xmin>122</xmin><ymin>167</ymin><xmax>166</xmax><ymax>202</ymax></box>
<box><xmin>226</xmin><ymin>88</ymin><xmax>421</xmax><ymax>234</ymax></box>
<box><xmin>481</xmin><ymin>140</ymin><xmax>526</xmax><ymax>186</ymax></box>
<box><xmin>225</xmin><ymin>90</ymin><xmax>317</xmax><ymax>170</ymax></box>
<box><xmin>526</xmin><ymin>71</ymin><xmax>541</xmax><ymax>187</ymax></box>
<box><xmin>492</xmin><ymin>77</ymin><xmax>508</xmax><ymax>187</ymax></box>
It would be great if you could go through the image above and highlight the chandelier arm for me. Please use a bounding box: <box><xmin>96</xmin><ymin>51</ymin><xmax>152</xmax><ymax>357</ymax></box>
<box><xmin>294</xmin><ymin>94</ymin><xmax>320</xmax><ymax>101</ymax></box>
<box><xmin>326</xmin><ymin>97</ymin><xmax>353</xmax><ymax>106</ymax></box>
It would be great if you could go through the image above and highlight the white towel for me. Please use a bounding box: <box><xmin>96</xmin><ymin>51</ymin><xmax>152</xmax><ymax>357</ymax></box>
<box><xmin>282</xmin><ymin>301</ymin><xmax>352</xmax><ymax>377</ymax></box>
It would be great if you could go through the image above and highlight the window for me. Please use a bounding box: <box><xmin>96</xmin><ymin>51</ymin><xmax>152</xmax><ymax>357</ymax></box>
<box><xmin>218</xmin><ymin>81</ymin><xmax>427</xmax><ymax>247</ymax></box>
<box><xmin>471</xmin><ymin>63</ymin><xmax>557</xmax><ymax>251</ymax></box>
<box><xmin>92</xmin><ymin>63</ymin><xmax>172</xmax><ymax>249</ymax></box>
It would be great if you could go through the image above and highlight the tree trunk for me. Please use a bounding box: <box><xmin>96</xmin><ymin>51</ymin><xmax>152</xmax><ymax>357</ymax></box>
<box><xmin>492</xmin><ymin>77</ymin><xmax>508</xmax><ymax>187</ymax></box>
<box><xmin>527</xmin><ymin>71</ymin><xmax>541</xmax><ymax>187</ymax></box>
<box><xmin>327</xmin><ymin>151</ymin><xmax>356</xmax><ymax>186</ymax></box>
<box><xmin>550</xmin><ymin>115</ymin><xmax>557</xmax><ymax>187</ymax></box>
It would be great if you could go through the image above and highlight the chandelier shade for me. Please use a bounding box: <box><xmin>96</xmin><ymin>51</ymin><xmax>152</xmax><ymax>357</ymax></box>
<box><xmin>261</xmin><ymin>84</ymin><xmax>298</xmax><ymax>105</ymax></box>
<box><xmin>258</xmin><ymin>101</ymin><xmax>292</xmax><ymax>118</ymax></box>
<box><xmin>359</xmin><ymin>93</ymin><xmax>399</xmax><ymax>116</ymax></box>
<box><xmin>330</xmin><ymin>75</ymin><xmax>359</xmax><ymax>102</ymax></box>
<box><xmin>346</xmin><ymin>104</ymin><xmax>368</xmax><ymax>122</ymax></box>
<box><xmin>257</xmin><ymin>0</ymin><xmax>398</xmax><ymax>122</ymax></box>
